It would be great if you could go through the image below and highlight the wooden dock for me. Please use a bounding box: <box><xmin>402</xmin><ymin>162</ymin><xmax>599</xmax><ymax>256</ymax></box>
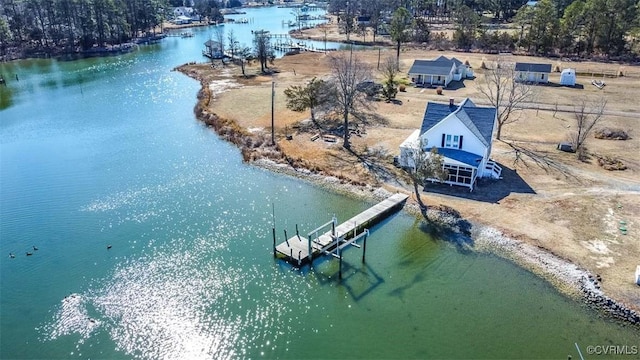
<box><xmin>272</xmin><ymin>40</ymin><xmax>335</xmax><ymax>54</ymax></box>
<box><xmin>274</xmin><ymin>193</ymin><xmax>409</xmax><ymax>266</ymax></box>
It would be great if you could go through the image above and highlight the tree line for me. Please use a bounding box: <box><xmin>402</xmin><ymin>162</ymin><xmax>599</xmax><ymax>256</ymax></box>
<box><xmin>328</xmin><ymin>0</ymin><xmax>640</xmax><ymax>58</ymax></box>
<box><xmin>2</xmin><ymin>0</ymin><xmax>638</xmax><ymax>59</ymax></box>
<box><xmin>0</xmin><ymin>0</ymin><xmax>226</xmax><ymax>57</ymax></box>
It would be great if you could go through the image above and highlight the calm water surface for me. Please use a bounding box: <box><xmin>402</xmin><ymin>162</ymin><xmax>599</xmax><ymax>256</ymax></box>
<box><xmin>1</xmin><ymin>7</ymin><xmax>638</xmax><ymax>360</ymax></box>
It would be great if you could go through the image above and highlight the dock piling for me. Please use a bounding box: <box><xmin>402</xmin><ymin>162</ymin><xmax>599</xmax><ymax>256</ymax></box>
<box><xmin>362</xmin><ymin>232</ymin><xmax>367</xmax><ymax>263</ymax></box>
<box><xmin>284</xmin><ymin>229</ymin><xmax>289</xmax><ymax>246</ymax></box>
<box><xmin>332</xmin><ymin>219</ymin><xmax>336</xmax><ymax>237</ymax></box>
<box><xmin>272</xmin><ymin>227</ymin><xmax>276</xmax><ymax>257</ymax></box>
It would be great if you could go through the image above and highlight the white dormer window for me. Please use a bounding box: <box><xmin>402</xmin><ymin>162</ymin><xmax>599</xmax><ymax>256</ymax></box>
<box><xmin>442</xmin><ymin>134</ymin><xmax>463</xmax><ymax>149</ymax></box>
<box><xmin>445</xmin><ymin>135</ymin><xmax>459</xmax><ymax>148</ymax></box>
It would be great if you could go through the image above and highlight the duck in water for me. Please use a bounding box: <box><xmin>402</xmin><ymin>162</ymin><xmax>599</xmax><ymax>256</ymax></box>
<box><xmin>9</xmin><ymin>253</ymin><xmax>15</xmax><ymax>258</ymax></box>
<box><xmin>26</xmin><ymin>252</ymin><xmax>33</xmax><ymax>256</ymax></box>
<box><xmin>33</xmin><ymin>245</ymin><xmax>39</xmax><ymax>251</ymax></box>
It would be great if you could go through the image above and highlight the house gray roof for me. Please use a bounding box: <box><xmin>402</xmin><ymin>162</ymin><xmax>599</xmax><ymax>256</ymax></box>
<box><xmin>408</xmin><ymin>60</ymin><xmax>455</xmax><ymax>76</ymax></box>
<box><xmin>408</xmin><ymin>56</ymin><xmax>466</xmax><ymax>76</ymax></box>
<box><xmin>434</xmin><ymin>55</ymin><xmax>463</xmax><ymax>67</ymax></box>
<box><xmin>515</xmin><ymin>62</ymin><xmax>552</xmax><ymax>73</ymax></box>
<box><xmin>420</xmin><ymin>98</ymin><xmax>496</xmax><ymax>147</ymax></box>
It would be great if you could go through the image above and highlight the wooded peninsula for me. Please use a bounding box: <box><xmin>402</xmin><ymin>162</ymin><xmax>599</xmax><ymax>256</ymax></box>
<box><xmin>0</xmin><ymin>0</ymin><xmax>224</xmax><ymax>59</ymax></box>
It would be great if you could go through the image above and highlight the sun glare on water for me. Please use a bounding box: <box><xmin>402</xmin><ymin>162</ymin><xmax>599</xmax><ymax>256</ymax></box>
<box><xmin>43</xmin><ymin>234</ymin><xmax>303</xmax><ymax>359</ymax></box>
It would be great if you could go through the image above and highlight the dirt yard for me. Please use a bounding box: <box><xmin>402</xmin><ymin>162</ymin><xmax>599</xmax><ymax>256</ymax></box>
<box><xmin>181</xmin><ymin>41</ymin><xmax>640</xmax><ymax>314</ymax></box>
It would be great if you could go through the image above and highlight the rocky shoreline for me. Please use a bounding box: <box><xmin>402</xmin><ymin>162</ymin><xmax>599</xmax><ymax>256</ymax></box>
<box><xmin>178</xmin><ymin>65</ymin><xmax>640</xmax><ymax>329</ymax></box>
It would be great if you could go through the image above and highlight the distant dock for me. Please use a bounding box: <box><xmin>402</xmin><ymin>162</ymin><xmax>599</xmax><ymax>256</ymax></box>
<box><xmin>273</xmin><ymin>194</ymin><xmax>409</xmax><ymax>271</ymax></box>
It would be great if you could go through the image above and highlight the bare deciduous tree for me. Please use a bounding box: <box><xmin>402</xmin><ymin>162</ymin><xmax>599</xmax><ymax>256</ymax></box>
<box><xmin>407</xmin><ymin>141</ymin><xmax>447</xmax><ymax>218</ymax></box>
<box><xmin>291</xmin><ymin>8</ymin><xmax>303</xmax><ymax>33</ymax></box>
<box><xmin>321</xmin><ymin>24</ymin><xmax>329</xmax><ymax>52</ymax></box>
<box><xmin>212</xmin><ymin>26</ymin><xmax>225</xmax><ymax>65</ymax></box>
<box><xmin>237</xmin><ymin>45</ymin><xmax>252</xmax><ymax>76</ymax></box>
<box><xmin>226</xmin><ymin>29</ymin><xmax>238</xmax><ymax>60</ymax></box>
<box><xmin>328</xmin><ymin>52</ymin><xmax>373</xmax><ymax>149</ymax></box>
<box><xmin>253</xmin><ymin>32</ymin><xmax>273</xmax><ymax>73</ymax></box>
<box><xmin>338</xmin><ymin>2</ymin><xmax>356</xmax><ymax>41</ymax></box>
<box><xmin>569</xmin><ymin>96</ymin><xmax>607</xmax><ymax>160</ymax></box>
<box><xmin>477</xmin><ymin>60</ymin><xmax>537</xmax><ymax>140</ymax></box>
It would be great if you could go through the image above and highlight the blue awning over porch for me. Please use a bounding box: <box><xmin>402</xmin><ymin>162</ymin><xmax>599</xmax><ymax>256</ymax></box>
<box><xmin>435</xmin><ymin>148</ymin><xmax>483</xmax><ymax>168</ymax></box>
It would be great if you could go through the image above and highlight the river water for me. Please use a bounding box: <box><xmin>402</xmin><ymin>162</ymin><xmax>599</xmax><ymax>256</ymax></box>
<box><xmin>1</xmin><ymin>6</ymin><xmax>638</xmax><ymax>360</ymax></box>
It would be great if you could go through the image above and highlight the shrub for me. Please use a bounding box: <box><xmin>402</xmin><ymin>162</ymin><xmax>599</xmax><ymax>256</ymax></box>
<box><xmin>436</xmin><ymin>86</ymin><xmax>443</xmax><ymax>95</ymax></box>
<box><xmin>382</xmin><ymin>81</ymin><xmax>398</xmax><ymax>101</ymax></box>
<box><xmin>594</xmin><ymin>128</ymin><xmax>629</xmax><ymax>140</ymax></box>
<box><xmin>399</xmin><ymin>84</ymin><xmax>406</xmax><ymax>92</ymax></box>
<box><xmin>598</xmin><ymin>156</ymin><xmax>627</xmax><ymax>171</ymax></box>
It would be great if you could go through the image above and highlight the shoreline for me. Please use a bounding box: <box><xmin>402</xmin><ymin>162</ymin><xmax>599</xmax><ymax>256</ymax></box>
<box><xmin>255</xmin><ymin>157</ymin><xmax>640</xmax><ymax>327</ymax></box>
<box><xmin>178</xmin><ymin>64</ymin><xmax>640</xmax><ymax>328</ymax></box>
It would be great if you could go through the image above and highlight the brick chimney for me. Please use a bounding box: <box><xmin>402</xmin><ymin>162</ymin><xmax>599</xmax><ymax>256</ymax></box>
<box><xmin>449</xmin><ymin>98</ymin><xmax>455</xmax><ymax>107</ymax></box>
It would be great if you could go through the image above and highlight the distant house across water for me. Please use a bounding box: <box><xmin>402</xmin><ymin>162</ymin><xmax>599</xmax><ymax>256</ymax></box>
<box><xmin>173</xmin><ymin>6</ymin><xmax>194</xmax><ymax>18</ymax></box>
<box><xmin>172</xmin><ymin>6</ymin><xmax>202</xmax><ymax>24</ymax></box>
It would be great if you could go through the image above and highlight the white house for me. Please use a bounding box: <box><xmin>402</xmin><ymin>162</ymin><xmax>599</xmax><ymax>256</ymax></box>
<box><xmin>173</xmin><ymin>7</ymin><xmax>194</xmax><ymax>18</ymax></box>
<box><xmin>398</xmin><ymin>98</ymin><xmax>502</xmax><ymax>191</ymax></box>
<box><xmin>515</xmin><ymin>62</ymin><xmax>552</xmax><ymax>84</ymax></box>
<box><xmin>407</xmin><ymin>56</ymin><xmax>473</xmax><ymax>88</ymax></box>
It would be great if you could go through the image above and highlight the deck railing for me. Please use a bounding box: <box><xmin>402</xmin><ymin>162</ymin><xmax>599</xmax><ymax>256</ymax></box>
<box><xmin>485</xmin><ymin>160</ymin><xmax>502</xmax><ymax>179</ymax></box>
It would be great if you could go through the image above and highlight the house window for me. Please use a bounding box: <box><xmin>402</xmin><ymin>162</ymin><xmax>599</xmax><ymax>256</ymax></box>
<box><xmin>444</xmin><ymin>134</ymin><xmax>460</xmax><ymax>148</ymax></box>
<box><xmin>440</xmin><ymin>134</ymin><xmax>462</xmax><ymax>149</ymax></box>
<box><xmin>541</xmin><ymin>73</ymin><xmax>545</xmax><ymax>80</ymax></box>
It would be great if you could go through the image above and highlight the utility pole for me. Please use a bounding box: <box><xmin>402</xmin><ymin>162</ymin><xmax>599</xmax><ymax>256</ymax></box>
<box><xmin>271</xmin><ymin>81</ymin><xmax>275</xmax><ymax>145</ymax></box>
